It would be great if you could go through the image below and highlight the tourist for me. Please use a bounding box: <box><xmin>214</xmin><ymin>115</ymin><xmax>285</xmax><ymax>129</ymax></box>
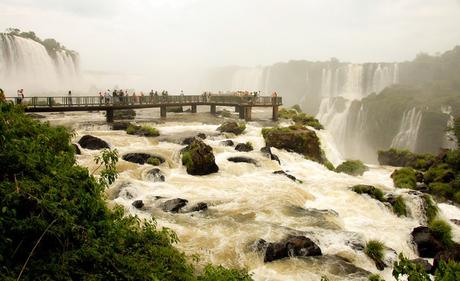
<box><xmin>17</xmin><ymin>89</ymin><xmax>23</xmax><ymax>104</ymax></box>
<box><xmin>68</xmin><ymin>90</ymin><xmax>72</xmax><ymax>106</ymax></box>
<box><xmin>99</xmin><ymin>92</ymin><xmax>103</xmax><ymax>104</ymax></box>
<box><xmin>271</xmin><ymin>91</ymin><xmax>278</xmax><ymax>104</ymax></box>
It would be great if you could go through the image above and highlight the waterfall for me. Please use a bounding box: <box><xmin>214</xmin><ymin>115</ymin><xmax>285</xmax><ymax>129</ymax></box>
<box><xmin>342</xmin><ymin>64</ymin><xmax>363</xmax><ymax>100</ymax></box>
<box><xmin>441</xmin><ymin>105</ymin><xmax>458</xmax><ymax>149</ymax></box>
<box><xmin>391</xmin><ymin>108</ymin><xmax>423</xmax><ymax>151</ymax></box>
<box><xmin>0</xmin><ymin>34</ymin><xmax>80</xmax><ymax>94</ymax></box>
<box><xmin>231</xmin><ymin>67</ymin><xmax>264</xmax><ymax>92</ymax></box>
<box><xmin>317</xmin><ymin>98</ymin><xmax>352</xmax><ymax>153</ymax></box>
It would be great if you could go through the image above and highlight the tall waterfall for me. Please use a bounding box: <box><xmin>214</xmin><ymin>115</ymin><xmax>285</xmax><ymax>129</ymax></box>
<box><xmin>390</xmin><ymin>108</ymin><xmax>423</xmax><ymax>151</ymax></box>
<box><xmin>0</xmin><ymin>34</ymin><xmax>80</xmax><ymax>94</ymax></box>
<box><xmin>231</xmin><ymin>67</ymin><xmax>264</xmax><ymax>91</ymax></box>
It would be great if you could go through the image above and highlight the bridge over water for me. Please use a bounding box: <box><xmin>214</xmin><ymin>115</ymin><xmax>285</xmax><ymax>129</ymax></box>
<box><xmin>7</xmin><ymin>95</ymin><xmax>282</xmax><ymax>122</ymax></box>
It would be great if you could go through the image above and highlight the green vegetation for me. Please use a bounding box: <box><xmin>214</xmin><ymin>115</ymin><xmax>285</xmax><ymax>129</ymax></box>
<box><xmin>378</xmin><ymin>148</ymin><xmax>436</xmax><ymax>171</ymax></box>
<box><xmin>147</xmin><ymin>156</ymin><xmax>161</xmax><ymax>166</ymax></box>
<box><xmin>392</xmin><ymin>196</ymin><xmax>408</xmax><ymax>217</ymax></box>
<box><xmin>217</xmin><ymin>121</ymin><xmax>246</xmax><ymax>135</ymax></box>
<box><xmin>126</xmin><ymin>123</ymin><xmax>160</xmax><ymax>137</ymax></box>
<box><xmin>391</xmin><ymin>167</ymin><xmax>417</xmax><ymax>189</ymax></box>
<box><xmin>0</xmin><ymin>103</ymin><xmax>250</xmax><ymax>280</ymax></box>
<box><xmin>393</xmin><ymin>253</ymin><xmax>460</xmax><ymax>281</ymax></box>
<box><xmin>291</xmin><ymin>104</ymin><xmax>302</xmax><ymax>113</ymax></box>
<box><xmin>453</xmin><ymin>117</ymin><xmax>460</xmax><ymax>147</ymax></box>
<box><xmin>424</xmin><ymin>164</ymin><xmax>455</xmax><ymax>184</ymax></box>
<box><xmin>181</xmin><ymin>139</ymin><xmax>218</xmax><ymax>175</ymax></box>
<box><xmin>422</xmin><ymin>194</ymin><xmax>439</xmax><ymax>223</ymax></box>
<box><xmin>352</xmin><ymin>185</ymin><xmax>385</xmax><ymax>202</ymax></box>
<box><xmin>365</xmin><ymin>240</ymin><xmax>385</xmax><ymax>269</ymax></box>
<box><xmin>428</xmin><ymin>219</ymin><xmax>453</xmax><ymax>246</ymax></box>
<box><xmin>335</xmin><ymin>160</ymin><xmax>368</xmax><ymax>176</ymax></box>
<box><xmin>278</xmin><ymin>107</ymin><xmax>298</xmax><ymax>119</ymax></box>
<box><xmin>278</xmin><ymin>107</ymin><xmax>324</xmax><ymax>130</ymax></box>
<box><xmin>368</xmin><ymin>274</ymin><xmax>384</xmax><ymax>281</ymax></box>
<box><xmin>245</xmin><ymin>141</ymin><xmax>254</xmax><ymax>150</ymax></box>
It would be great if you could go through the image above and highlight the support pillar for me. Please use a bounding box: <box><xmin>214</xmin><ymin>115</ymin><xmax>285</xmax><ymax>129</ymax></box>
<box><xmin>106</xmin><ymin>109</ymin><xmax>114</xmax><ymax>123</ymax></box>
<box><xmin>272</xmin><ymin>105</ymin><xmax>279</xmax><ymax>121</ymax></box>
<box><xmin>210</xmin><ymin>105</ymin><xmax>216</xmax><ymax>115</ymax></box>
<box><xmin>160</xmin><ymin>105</ymin><xmax>167</xmax><ymax>118</ymax></box>
<box><xmin>244</xmin><ymin>106</ymin><xmax>252</xmax><ymax>121</ymax></box>
<box><xmin>191</xmin><ymin>105</ymin><xmax>197</xmax><ymax>113</ymax></box>
<box><xmin>238</xmin><ymin>106</ymin><xmax>245</xmax><ymax>119</ymax></box>
<box><xmin>234</xmin><ymin>106</ymin><xmax>239</xmax><ymax>112</ymax></box>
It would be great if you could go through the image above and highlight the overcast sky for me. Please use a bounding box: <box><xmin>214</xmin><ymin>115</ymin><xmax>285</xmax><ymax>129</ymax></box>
<box><xmin>1</xmin><ymin>0</ymin><xmax>460</xmax><ymax>89</ymax></box>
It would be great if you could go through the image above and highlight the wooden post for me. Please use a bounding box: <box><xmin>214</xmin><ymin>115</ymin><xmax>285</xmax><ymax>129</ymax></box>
<box><xmin>106</xmin><ymin>109</ymin><xmax>114</xmax><ymax>123</ymax></box>
<box><xmin>210</xmin><ymin>105</ymin><xmax>216</xmax><ymax>115</ymax></box>
<box><xmin>234</xmin><ymin>106</ymin><xmax>239</xmax><ymax>112</ymax></box>
<box><xmin>191</xmin><ymin>105</ymin><xmax>197</xmax><ymax>113</ymax></box>
<box><xmin>272</xmin><ymin>105</ymin><xmax>279</xmax><ymax>121</ymax></box>
<box><xmin>160</xmin><ymin>106</ymin><xmax>167</xmax><ymax>118</ymax></box>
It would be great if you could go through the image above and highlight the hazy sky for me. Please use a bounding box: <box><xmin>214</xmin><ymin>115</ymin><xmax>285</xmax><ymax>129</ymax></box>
<box><xmin>1</xmin><ymin>0</ymin><xmax>460</xmax><ymax>89</ymax></box>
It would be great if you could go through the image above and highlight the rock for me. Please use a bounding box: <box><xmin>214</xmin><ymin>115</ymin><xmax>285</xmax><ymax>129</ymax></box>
<box><xmin>235</xmin><ymin>143</ymin><xmax>253</xmax><ymax>152</ymax></box>
<box><xmin>161</xmin><ymin>198</ymin><xmax>188</xmax><ymax>213</ymax></box>
<box><xmin>111</xmin><ymin>121</ymin><xmax>131</xmax><ymax>130</ymax></box>
<box><xmin>377</xmin><ymin>148</ymin><xmax>434</xmax><ymax>169</ymax></box>
<box><xmin>262</xmin><ymin>125</ymin><xmax>328</xmax><ymax>165</ymax></box>
<box><xmin>182</xmin><ymin>137</ymin><xmax>196</xmax><ymax>145</ymax></box>
<box><xmin>126</xmin><ymin>124</ymin><xmax>159</xmax><ymax>137</ymax></box>
<box><xmin>217</xmin><ymin>121</ymin><xmax>246</xmax><ymax>135</ymax></box>
<box><xmin>181</xmin><ymin>139</ymin><xmax>219</xmax><ymax>175</ymax></box>
<box><xmin>189</xmin><ymin>202</ymin><xmax>208</xmax><ymax>212</ymax></box>
<box><xmin>196</xmin><ymin>133</ymin><xmax>206</xmax><ymax>139</ymax></box>
<box><xmin>220</xmin><ymin>140</ymin><xmax>235</xmax><ymax>146</ymax></box>
<box><xmin>432</xmin><ymin>243</ymin><xmax>460</xmax><ymax>273</ymax></box>
<box><xmin>228</xmin><ymin>157</ymin><xmax>258</xmax><ymax>165</ymax></box>
<box><xmin>261</xmin><ymin>146</ymin><xmax>281</xmax><ymax>164</ymax></box>
<box><xmin>411</xmin><ymin>226</ymin><xmax>445</xmax><ymax>258</ymax></box>
<box><xmin>335</xmin><ymin>160</ymin><xmax>368</xmax><ymax>176</ymax></box>
<box><xmin>122</xmin><ymin>153</ymin><xmax>165</xmax><ymax>165</ymax></box>
<box><xmin>166</xmin><ymin>106</ymin><xmax>183</xmax><ymax>113</ymax></box>
<box><xmin>256</xmin><ymin>236</ymin><xmax>322</xmax><ymax>263</ymax></box>
<box><xmin>451</xmin><ymin>219</ymin><xmax>460</xmax><ymax>226</ymax></box>
<box><xmin>72</xmin><ymin>143</ymin><xmax>81</xmax><ymax>155</ymax></box>
<box><xmin>78</xmin><ymin>135</ymin><xmax>110</xmax><ymax>150</ymax></box>
<box><xmin>146</xmin><ymin>168</ymin><xmax>165</xmax><ymax>182</ymax></box>
<box><xmin>410</xmin><ymin>258</ymin><xmax>433</xmax><ymax>273</ymax></box>
<box><xmin>132</xmin><ymin>200</ymin><xmax>144</xmax><ymax>209</ymax></box>
<box><xmin>273</xmin><ymin>170</ymin><xmax>298</xmax><ymax>182</ymax></box>
<box><xmin>113</xmin><ymin>109</ymin><xmax>136</xmax><ymax>120</ymax></box>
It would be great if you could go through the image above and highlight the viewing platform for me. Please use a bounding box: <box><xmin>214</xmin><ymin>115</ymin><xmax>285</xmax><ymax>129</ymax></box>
<box><xmin>6</xmin><ymin>95</ymin><xmax>283</xmax><ymax>122</ymax></box>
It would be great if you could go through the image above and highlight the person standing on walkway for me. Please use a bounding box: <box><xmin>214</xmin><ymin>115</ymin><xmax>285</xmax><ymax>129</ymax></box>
<box><xmin>68</xmin><ymin>90</ymin><xmax>72</xmax><ymax>106</ymax></box>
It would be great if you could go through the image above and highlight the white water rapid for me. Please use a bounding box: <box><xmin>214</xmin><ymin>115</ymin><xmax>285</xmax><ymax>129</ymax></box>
<box><xmin>39</xmin><ymin>109</ymin><xmax>460</xmax><ymax>281</ymax></box>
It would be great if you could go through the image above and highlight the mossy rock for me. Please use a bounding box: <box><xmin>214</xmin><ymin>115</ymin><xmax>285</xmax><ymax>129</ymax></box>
<box><xmin>113</xmin><ymin>109</ymin><xmax>136</xmax><ymax>120</ymax></box>
<box><xmin>386</xmin><ymin>195</ymin><xmax>408</xmax><ymax>217</ymax></box>
<box><xmin>336</xmin><ymin>160</ymin><xmax>368</xmax><ymax>176</ymax></box>
<box><xmin>126</xmin><ymin>124</ymin><xmax>160</xmax><ymax>137</ymax></box>
<box><xmin>378</xmin><ymin>148</ymin><xmax>435</xmax><ymax>170</ymax></box>
<box><xmin>292</xmin><ymin>113</ymin><xmax>324</xmax><ymax>130</ymax></box>
<box><xmin>351</xmin><ymin>185</ymin><xmax>384</xmax><ymax>202</ymax></box>
<box><xmin>217</xmin><ymin>121</ymin><xmax>246</xmax><ymax>135</ymax></box>
<box><xmin>181</xmin><ymin>139</ymin><xmax>219</xmax><ymax>175</ymax></box>
<box><xmin>262</xmin><ymin>125</ymin><xmax>329</xmax><ymax>165</ymax></box>
<box><xmin>424</xmin><ymin>164</ymin><xmax>455</xmax><ymax>184</ymax></box>
<box><xmin>391</xmin><ymin>167</ymin><xmax>417</xmax><ymax>189</ymax></box>
<box><xmin>278</xmin><ymin>108</ymin><xmax>298</xmax><ymax>119</ymax></box>
<box><xmin>147</xmin><ymin>157</ymin><xmax>161</xmax><ymax>166</ymax></box>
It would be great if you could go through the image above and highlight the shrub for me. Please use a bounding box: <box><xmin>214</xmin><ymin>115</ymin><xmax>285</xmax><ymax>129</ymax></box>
<box><xmin>336</xmin><ymin>160</ymin><xmax>369</xmax><ymax>176</ymax></box>
<box><xmin>352</xmin><ymin>185</ymin><xmax>385</xmax><ymax>202</ymax></box>
<box><xmin>422</xmin><ymin>194</ymin><xmax>439</xmax><ymax>223</ymax></box>
<box><xmin>245</xmin><ymin>141</ymin><xmax>254</xmax><ymax>150</ymax></box>
<box><xmin>434</xmin><ymin>260</ymin><xmax>460</xmax><ymax>280</ymax></box>
<box><xmin>197</xmin><ymin>265</ymin><xmax>252</xmax><ymax>281</ymax></box>
<box><xmin>428</xmin><ymin>182</ymin><xmax>454</xmax><ymax>200</ymax></box>
<box><xmin>147</xmin><ymin>157</ymin><xmax>161</xmax><ymax>166</ymax></box>
<box><xmin>126</xmin><ymin>124</ymin><xmax>160</xmax><ymax>137</ymax></box>
<box><xmin>365</xmin><ymin>240</ymin><xmax>385</xmax><ymax>269</ymax></box>
<box><xmin>292</xmin><ymin>113</ymin><xmax>324</xmax><ymax>130</ymax></box>
<box><xmin>391</xmin><ymin>196</ymin><xmax>408</xmax><ymax>217</ymax></box>
<box><xmin>428</xmin><ymin>219</ymin><xmax>453</xmax><ymax>246</ymax></box>
<box><xmin>391</xmin><ymin>167</ymin><xmax>417</xmax><ymax>189</ymax></box>
<box><xmin>424</xmin><ymin>164</ymin><xmax>455</xmax><ymax>184</ymax></box>
<box><xmin>392</xmin><ymin>253</ymin><xmax>431</xmax><ymax>281</ymax></box>
<box><xmin>368</xmin><ymin>274</ymin><xmax>384</xmax><ymax>281</ymax></box>
<box><xmin>278</xmin><ymin>108</ymin><xmax>298</xmax><ymax>119</ymax></box>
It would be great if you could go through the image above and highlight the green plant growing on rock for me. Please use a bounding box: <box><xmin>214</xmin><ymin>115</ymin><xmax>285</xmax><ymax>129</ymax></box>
<box><xmin>428</xmin><ymin>219</ymin><xmax>453</xmax><ymax>247</ymax></box>
<box><xmin>424</xmin><ymin>164</ymin><xmax>455</xmax><ymax>184</ymax></box>
<box><xmin>368</xmin><ymin>274</ymin><xmax>384</xmax><ymax>281</ymax></box>
<box><xmin>245</xmin><ymin>141</ymin><xmax>254</xmax><ymax>150</ymax></box>
<box><xmin>392</xmin><ymin>253</ymin><xmax>431</xmax><ymax>281</ymax></box>
<box><xmin>217</xmin><ymin>121</ymin><xmax>246</xmax><ymax>135</ymax></box>
<box><xmin>365</xmin><ymin>240</ymin><xmax>386</xmax><ymax>270</ymax></box>
<box><xmin>422</xmin><ymin>194</ymin><xmax>439</xmax><ymax>223</ymax></box>
<box><xmin>181</xmin><ymin>139</ymin><xmax>219</xmax><ymax>175</ymax></box>
<box><xmin>197</xmin><ymin>264</ymin><xmax>253</xmax><ymax>281</ymax></box>
<box><xmin>292</xmin><ymin>113</ymin><xmax>324</xmax><ymax>130</ymax></box>
<box><xmin>336</xmin><ymin>160</ymin><xmax>369</xmax><ymax>176</ymax></box>
<box><xmin>147</xmin><ymin>156</ymin><xmax>161</xmax><ymax>166</ymax></box>
<box><xmin>126</xmin><ymin>124</ymin><xmax>160</xmax><ymax>137</ymax></box>
<box><xmin>391</xmin><ymin>196</ymin><xmax>408</xmax><ymax>217</ymax></box>
<box><xmin>391</xmin><ymin>167</ymin><xmax>417</xmax><ymax>189</ymax></box>
<box><xmin>278</xmin><ymin>108</ymin><xmax>298</xmax><ymax>119</ymax></box>
<box><xmin>352</xmin><ymin>185</ymin><xmax>385</xmax><ymax>202</ymax></box>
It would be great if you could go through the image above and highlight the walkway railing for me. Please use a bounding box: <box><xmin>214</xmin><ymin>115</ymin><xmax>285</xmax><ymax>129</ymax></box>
<box><xmin>5</xmin><ymin>95</ymin><xmax>282</xmax><ymax>108</ymax></box>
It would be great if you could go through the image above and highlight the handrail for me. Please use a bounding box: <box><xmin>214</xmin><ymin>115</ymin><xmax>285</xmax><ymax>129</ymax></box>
<box><xmin>5</xmin><ymin>95</ymin><xmax>282</xmax><ymax>108</ymax></box>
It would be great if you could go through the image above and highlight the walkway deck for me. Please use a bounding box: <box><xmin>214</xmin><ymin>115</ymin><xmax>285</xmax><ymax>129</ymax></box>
<box><xmin>7</xmin><ymin>95</ymin><xmax>282</xmax><ymax>121</ymax></box>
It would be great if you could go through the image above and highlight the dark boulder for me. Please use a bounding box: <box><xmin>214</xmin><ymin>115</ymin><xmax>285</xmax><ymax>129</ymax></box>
<box><xmin>161</xmin><ymin>198</ymin><xmax>188</xmax><ymax>213</ymax></box>
<box><xmin>410</xmin><ymin>258</ymin><xmax>433</xmax><ymax>273</ymax></box>
<box><xmin>273</xmin><ymin>170</ymin><xmax>299</xmax><ymax>182</ymax></box>
<box><xmin>182</xmin><ymin>137</ymin><xmax>196</xmax><ymax>145</ymax></box>
<box><xmin>235</xmin><ymin>143</ymin><xmax>253</xmax><ymax>152</ymax></box>
<box><xmin>146</xmin><ymin>168</ymin><xmax>165</xmax><ymax>182</ymax></box>
<box><xmin>72</xmin><ymin>143</ymin><xmax>81</xmax><ymax>155</ymax></box>
<box><xmin>261</xmin><ymin>146</ymin><xmax>281</xmax><ymax>164</ymax></box>
<box><xmin>432</xmin><ymin>243</ymin><xmax>460</xmax><ymax>273</ymax></box>
<box><xmin>132</xmin><ymin>200</ymin><xmax>144</xmax><ymax>209</ymax></box>
<box><xmin>78</xmin><ymin>135</ymin><xmax>110</xmax><ymax>150</ymax></box>
<box><xmin>181</xmin><ymin>139</ymin><xmax>219</xmax><ymax>175</ymax></box>
<box><xmin>217</xmin><ymin>121</ymin><xmax>246</xmax><ymax>135</ymax></box>
<box><xmin>411</xmin><ymin>226</ymin><xmax>445</xmax><ymax>258</ymax></box>
<box><xmin>122</xmin><ymin>153</ymin><xmax>165</xmax><ymax>165</ymax></box>
<box><xmin>197</xmin><ymin>133</ymin><xmax>206</xmax><ymax>139</ymax></box>
<box><xmin>228</xmin><ymin>157</ymin><xmax>258</xmax><ymax>165</ymax></box>
<box><xmin>189</xmin><ymin>202</ymin><xmax>208</xmax><ymax>212</ymax></box>
<box><xmin>220</xmin><ymin>140</ymin><xmax>235</xmax><ymax>146</ymax></box>
<box><xmin>256</xmin><ymin>236</ymin><xmax>322</xmax><ymax>262</ymax></box>
<box><xmin>451</xmin><ymin>219</ymin><xmax>460</xmax><ymax>226</ymax></box>
<box><xmin>112</xmin><ymin>121</ymin><xmax>131</xmax><ymax>130</ymax></box>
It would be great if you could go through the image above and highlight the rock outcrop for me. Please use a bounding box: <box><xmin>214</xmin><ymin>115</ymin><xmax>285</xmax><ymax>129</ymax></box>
<box><xmin>235</xmin><ymin>143</ymin><xmax>253</xmax><ymax>152</ymax></box>
<box><xmin>217</xmin><ymin>121</ymin><xmax>246</xmax><ymax>135</ymax></box>
<box><xmin>146</xmin><ymin>168</ymin><xmax>165</xmax><ymax>182</ymax></box>
<box><xmin>220</xmin><ymin>140</ymin><xmax>235</xmax><ymax>146</ymax></box>
<box><xmin>228</xmin><ymin>157</ymin><xmax>258</xmax><ymax>165</ymax></box>
<box><xmin>181</xmin><ymin>139</ymin><xmax>219</xmax><ymax>175</ymax></box>
<box><xmin>78</xmin><ymin>135</ymin><xmax>110</xmax><ymax>150</ymax></box>
<box><xmin>132</xmin><ymin>200</ymin><xmax>144</xmax><ymax>209</ymax></box>
<box><xmin>72</xmin><ymin>143</ymin><xmax>81</xmax><ymax>155</ymax></box>
<box><xmin>411</xmin><ymin>226</ymin><xmax>445</xmax><ymax>258</ymax></box>
<box><xmin>255</xmin><ymin>236</ymin><xmax>322</xmax><ymax>262</ymax></box>
<box><xmin>161</xmin><ymin>198</ymin><xmax>188</xmax><ymax>213</ymax></box>
<box><xmin>261</xmin><ymin>146</ymin><xmax>280</xmax><ymax>164</ymax></box>
<box><xmin>122</xmin><ymin>153</ymin><xmax>165</xmax><ymax>165</ymax></box>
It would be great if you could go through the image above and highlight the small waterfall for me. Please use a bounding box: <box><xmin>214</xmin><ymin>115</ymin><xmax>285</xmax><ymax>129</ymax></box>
<box><xmin>317</xmin><ymin>98</ymin><xmax>351</xmax><ymax>153</ymax></box>
<box><xmin>342</xmin><ymin>64</ymin><xmax>363</xmax><ymax>100</ymax></box>
<box><xmin>441</xmin><ymin>105</ymin><xmax>458</xmax><ymax>149</ymax></box>
<box><xmin>391</xmin><ymin>108</ymin><xmax>423</xmax><ymax>151</ymax></box>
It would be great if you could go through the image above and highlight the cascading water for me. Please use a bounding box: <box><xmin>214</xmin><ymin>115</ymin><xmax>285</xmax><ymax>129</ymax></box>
<box><xmin>390</xmin><ymin>108</ymin><xmax>423</xmax><ymax>151</ymax></box>
<box><xmin>0</xmin><ymin>34</ymin><xmax>80</xmax><ymax>94</ymax></box>
<box><xmin>231</xmin><ymin>67</ymin><xmax>264</xmax><ymax>92</ymax></box>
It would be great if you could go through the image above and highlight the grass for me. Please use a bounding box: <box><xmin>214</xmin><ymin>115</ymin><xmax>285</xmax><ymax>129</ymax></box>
<box><xmin>428</xmin><ymin>219</ymin><xmax>453</xmax><ymax>246</ymax></box>
<box><xmin>368</xmin><ymin>274</ymin><xmax>384</xmax><ymax>281</ymax></box>
<box><xmin>392</xmin><ymin>196</ymin><xmax>408</xmax><ymax>217</ymax></box>
<box><xmin>336</xmin><ymin>160</ymin><xmax>368</xmax><ymax>176</ymax></box>
<box><xmin>422</xmin><ymin>194</ymin><xmax>439</xmax><ymax>223</ymax></box>
<box><xmin>365</xmin><ymin>240</ymin><xmax>385</xmax><ymax>267</ymax></box>
<box><xmin>391</xmin><ymin>167</ymin><xmax>417</xmax><ymax>189</ymax></box>
<box><xmin>126</xmin><ymin>124</ymin><xmax>160</xmax><ymax>137</ymax></box>
<box><xmin>147</xmin><ymin>157</ymin><xmax>161</xmax><ymax>166</ymax></box>
<box><xmin>292</xmin><ymin>113</ymin><xmax>324</xmax><ymax>130</ymax></box>
<box><xmin>352</xmin><ymin>185</ymin><xmax>385</xmax><ymax>202</ymax></box>
<box><xmin>245</xmin><ymin>141</ymin><xmax>254</xmax><ymax>150</ymax></box>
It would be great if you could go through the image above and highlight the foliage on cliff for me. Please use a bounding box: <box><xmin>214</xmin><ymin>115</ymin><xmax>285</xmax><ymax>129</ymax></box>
<box><xmin>0</xmin><ymin>103</ymin><xmax>251</xmax><ymax>280</ymax></box>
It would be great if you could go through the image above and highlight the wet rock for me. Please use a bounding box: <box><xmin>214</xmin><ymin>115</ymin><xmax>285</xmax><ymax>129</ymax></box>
<box><xmin>188</xmin><ymin>202</ymin><xmax>208</xmax><ymax>212</ymax></box>
<box><xmin>411</xmin><ymin>226</ymin><xmax>445</xmax><ymax>258</ymax></box>
<box><xmin>111</xmin><ymin>121</ymin><xmax>131</xmax><ymax>130</ymax></box>
<box><xmin>196</xmin><ymin>133</ymin><xmax>206</xmax><ymax>139</ymax></box>
<box><xmin>132</xmin><ymin>200</ymin><xmax>144</xmax><ymax>209</ymax></box>
<box><xmin>228</xmin><ymin>157</ymin><xmax>258</xmax><ymax>165</ymax></box>
<box><xmin>217</xmin><ymin>121</ymin><xmax>246</xmax><ymax>135</ymax></box>
<box><xmin>451</xmin><ymin>219</ymin><xmax>460</xmax><ymax>226</ymax></box>
<box><xmin>113</xmin><ymin>109</ymin><xmax>136</xmax><ymax>120</ymax></box>
<box><xmin>122</xmin><ymin>153</ymin><xmax>165</xmax><ymax>165</ymax></box>
<box><xmin>161</xmin><ymin>198</ymin><xmax>188</xmax><ymax>213</ymax></box>
<box><xmin>220</xmin><ymin>140</ymin><xmax>235</xmax><ymax>146</ymax></box>
<box><xmin>181</xmin><ymin>139</ymin><xmax>219</xmax><ymax>175</ymax></box>
<box><xmin>72</xmin><ymin>143</ymin><xmax>81</xmax><ymax>155</ymax></box>
<box><xmin>346</xmin><ymin>240</ymin><xmax>365</xmax><ymax>251</ymax></box>
<box><xmin>146</xmin><ymin>168</ymin><xmax>165</xmax><ymax>182</ymax></box>
<box><xmin>256</xmin><ymin>236</ymin><xmax>322</xmax><ymax>263</ymax></box>
<box><xmin>273</xmin><ymin>170</ymin><xmax>298</xmax><ymax>182</ymax></box>
<box><xmin>432</xmin><ymin>243</ymin><xmax>460</xmax><ymax>273</ymax></box>
<box><xmin>410</xmin><ymin>258</ymin><xmax>432</xmax><ymax>273</ymax></box>
<box><xmin>182</xmin><ymin>137</ymin><xmax>196</xmax><ymax>145</ymax></box>
<box><xmin>235</xmin><ymin>143</ymin><xmax>253</xmax><ymax>152</ymax></box>
<box><xmin>260</xmin><ymin>146</ymin><xmax>281</xmax><ymax>164</ymax></box>
<box><xmin>78</xmin><ymin>135</ymin><xmax>110</xmax><ymax>150</ymax></box>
